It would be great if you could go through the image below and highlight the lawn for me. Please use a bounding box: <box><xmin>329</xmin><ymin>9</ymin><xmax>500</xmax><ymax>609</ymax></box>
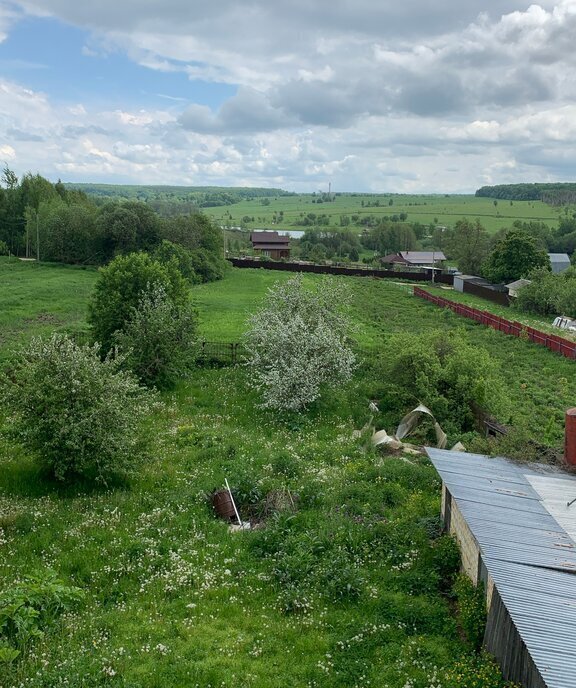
<box><xmin>2</xmin><ymin>263</ymin><xmax>570</xmax><ymax>686</ymax></box>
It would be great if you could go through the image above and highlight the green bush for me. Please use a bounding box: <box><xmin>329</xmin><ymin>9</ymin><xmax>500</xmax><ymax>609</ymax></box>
<box><xmin>379</xmin><ymin>330</ymin><xmax>508</xmax><ymax>435</ymax></box>
<box><xmin>113</xmin><ymin>283</ymin><xmax>198</xmax><ymax>389</ymax></box>
<box><xmin>2</xmin><ymin>334</ymin><xmax>153</xmax><ymax>484</ymax></box>
<box><xmin>88</xmin><ymin>252</ymin><xmax>189</xmax><ymax>354</ymax></box>
<box><xmin>0</xmin><ymin>571</ymin><xmax>83</xmax><ymax>662</ymax></box>
<box><xmin>152</xmin><ymin>240</ymin><xmax>201</xmax><ymax>285</ymax></box>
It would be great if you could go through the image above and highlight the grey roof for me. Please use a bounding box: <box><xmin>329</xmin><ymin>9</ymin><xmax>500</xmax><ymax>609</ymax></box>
<box><xmin>506</xmin><ymin>279</ymin><xmax>532</xmax><ymax>290</ymax></box>
<box><xmin>548</xmin><ymin>253</ymin><xmax>571</xmax><ymax>274</ymax></box>
<box><xmin>427</xmin><ymin>448</ymin><xmax>576</xmax><ymax>688</ymax></box>
<box><xmin>400</xmin><ymin>250</ymin><xmax>446</xmax><ymax>263</ymax></box>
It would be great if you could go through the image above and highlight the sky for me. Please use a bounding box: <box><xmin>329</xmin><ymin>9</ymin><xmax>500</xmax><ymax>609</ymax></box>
<box><xmin>1</xmin><ymin>0</ymin><xmax>576</xmax><ymax>192</ymax></box>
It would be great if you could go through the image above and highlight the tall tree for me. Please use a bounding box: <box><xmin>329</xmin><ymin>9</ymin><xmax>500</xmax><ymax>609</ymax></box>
<box><xmin>445</xmin><ymin>219</ymin><xmax>490</xmax><ymax>275</ymax></box>
<box><xmin>482</xmin><ymin>230</ymin><xmax>550</xmax><ymax>283</ymax></box>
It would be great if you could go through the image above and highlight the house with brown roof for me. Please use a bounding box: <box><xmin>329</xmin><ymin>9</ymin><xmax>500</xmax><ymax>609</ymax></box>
<box><xmin>250</xmin><ymin>231</ymin><xmax>290</xmax><ymax>260</ymax></box>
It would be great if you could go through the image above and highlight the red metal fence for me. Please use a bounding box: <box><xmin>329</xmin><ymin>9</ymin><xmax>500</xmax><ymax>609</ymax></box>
<box><xmin>413</xmin><ymin>287</ymin><xmax>576</xmax><ymax>360</ymax></box>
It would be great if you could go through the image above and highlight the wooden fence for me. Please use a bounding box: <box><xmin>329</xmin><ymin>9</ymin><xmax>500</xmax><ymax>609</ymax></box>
<box><xmin>229</xmin><ymin>257</ymin><xmax>454</xmax><ymax>284</ymax></box>
<box><xmin>414</xmin><ymin>287</ymin><xmax>576</xmax><ymax>360</ymax></box>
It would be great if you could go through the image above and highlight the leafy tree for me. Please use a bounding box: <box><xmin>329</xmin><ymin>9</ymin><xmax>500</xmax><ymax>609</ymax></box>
<box><xmin>113</xmin><ymin>283</ymin><xmax>198</xmax><ymax>389</ymax></box>
<box><xmin>161</xmin><ymin>213</ymin><xmax>223</xmax><ymax>255</ymax></box>
<box><xmin>378</xmin><ymin>330</ymin><xmax>508</xmax><ymax>435</ymax></box>
<box><xmin>515</xmin><ymin>267</ymin><xmax>576</xmax><ymax>318</ymax></box>
<box><xmin>188</xmin><ymin>248</ymin><xmax>226</xmax><ymax>282</ymax></box>
<box><xmin>152</xmin><ymin>240</ymin><xmax>200</xmax><ymax>284</ymax></box>
<box><xmin>1</xmin><ymin>334</ymin><xmax>153</xmax><ymax>484</ymax></box>
<box><xmin>88</xmin><ymin>252</ymin><xmax>188</xmax><ymax>354</ymax></box>
<box><xmin>361</xmin><ymin>220</ymin><xmax>416</xmax><ymax>255</ymax></box>
<box><xmin>482</xmin><ymin>230</ymin><xmax>550</xmax><ymax>283</ymax></box>
<box><xmin>244</xmin><ymin>274</ymin><xmax>356</xmax><ymax>411</ymax></box>
<box><xmin>445</xmin><ymin>219</ymin><xmax>490</xmax><ymax>275</ymax></box>
<box><xmin>97</xmin><ymin>201</ymin><xmax>161</xmax><ymax>260</ymax></box>
<box><xmin>33</xmin><ymin>200</ymin><xmax>99</xmax><ymax>264</ymax></box>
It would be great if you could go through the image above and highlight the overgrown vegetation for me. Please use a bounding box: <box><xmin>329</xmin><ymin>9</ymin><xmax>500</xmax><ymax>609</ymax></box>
<box><xmin>515</xmin><ymin>266</ymin><xmax>576</xmax><ymax>318</ymax></box>
<box><xmin>0</xmin><ymin>262</ymin><xmax>569</xmax><ymax>686</ymax></box>
<box><xmin>113</xmin><ymin>283</ymin><xmax>198</xmax><ymax>389</ymax></box>
<box><xmin>376</xmin><ymin>329</ymin><xmax>508</xmax><ymax>436</ymax></box>
<box><xmin>1</xmin><ymin>333</ymin><xmax>153</xmax><ymax>484</ymax></box>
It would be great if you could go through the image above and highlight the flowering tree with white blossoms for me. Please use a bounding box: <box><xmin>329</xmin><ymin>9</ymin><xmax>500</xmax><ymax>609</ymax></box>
<box><xmin>244</xmin><ymin>274</ymin><xmax>356</xmax><ymax>411</ymax></box>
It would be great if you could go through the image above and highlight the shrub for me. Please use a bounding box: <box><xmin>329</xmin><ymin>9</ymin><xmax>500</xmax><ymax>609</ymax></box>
<box><xmin>2</xmin><ymin>334</ymin><xmax>153</xmax><ymax>484</ymax></box>
<box><xmin>244</xmin><ymin>274</ymin><xmax>356</xmax><ymax>411</ymax></box>
<box><xmin>152</xmin><ymin>240</ymin><xmax>200</xmax><ymax>284</ymax></box>
<box><xmin>88</xmin><ymin>252</ymin><xmax>188</xmax><ymax>354</ymax></box>
<box><xmin>113</xmin><ymin>283</ymin><xmax>198</xmax><ymax>389</ymax></box>
<box><xmin>379</xmin><ymin>329</ymin><xmax>508</xmax><ymax>435</ymax></box>
<box><xmin>0</xmin><ymin>571</ymin><xmax>83</xmax><ymax>662</ymax></box>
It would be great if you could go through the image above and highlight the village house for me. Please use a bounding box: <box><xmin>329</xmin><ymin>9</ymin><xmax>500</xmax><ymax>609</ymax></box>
<box><xmin>250</xmin><ymin>231</ymin><xmax>290</xmax><ymax>260</ymax></box>
<box><xmin>380</xmin><ymin>250</ymin><xmax>446</xmax><ymax>268</ymax></box>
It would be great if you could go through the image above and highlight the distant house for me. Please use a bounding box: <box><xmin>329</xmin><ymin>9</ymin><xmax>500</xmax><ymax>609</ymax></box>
<box><xmin>548</xmin><ymin>253</ymin><xmax>571</xmax><ymax>274</ymax></box>
<box><xmin>380</xmin><ymin>250</ymin><xmax>446</xmax><ymax>267</ymax></box>
<box><xmin>250</xmin><ymin>231</ymin><xmax>290</xmax><ymax>260</ymax></box>
<box><xmin>506</xmin><ymin>278</ymin><xmax>532</xmax><ymax>298</ymax></box>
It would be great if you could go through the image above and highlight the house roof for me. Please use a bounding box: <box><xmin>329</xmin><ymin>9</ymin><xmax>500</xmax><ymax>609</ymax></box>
<box><xmin>548</xmin><ymin>253</ymin><xmax>571</xmax><ymax>263</ymax></box>
<box><xmin>427</xmin><ymin>447</ymin><xmax>576</xmax><ymax>688</ymax></box>
<box><xmin>380</xmin><ymin>252</ymin><xmax>410</xmax><ymax>264</ymax></box>
<box><xmin>400</xmin><ymin>250</ymin><xmax>447</xmax><ymax>263</ymax></box>
<box><xmin>506</xmin><ymin>279</ymin><xmax>532</xmax><ymax>290</ymax></box>
<box><xmin>250</xmin><ymin>231</ymin><xmax>290</xmax><ymax>245</ymax></box>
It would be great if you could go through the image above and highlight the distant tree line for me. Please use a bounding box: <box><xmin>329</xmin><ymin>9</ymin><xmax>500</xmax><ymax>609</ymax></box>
<box><xmin>475</xmin><ymin>183</ymin><xmax>576</xmax><ymax>205</ymax></box>
<box><xmin>0</xmin><ymin>168</ymin><xmax>227</xmax><ymax>283</ymax></box>
<box><xmin>64</xmin><ymin>183</ymin><xmax>294</xmax><ymax>214</ymax></box>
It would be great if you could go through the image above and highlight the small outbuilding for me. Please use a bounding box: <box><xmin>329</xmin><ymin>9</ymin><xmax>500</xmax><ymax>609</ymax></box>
<box><xmin>506</xmin><ymin>278</ymin><xmax>532</xmax><ymax>298</ymax></box>
<box><xmin>427</xmin><ymin>447</ymin><xmax>576</xmax><ymax>688</ymax></box>
<box><xmin>548</xmin><ymin>253</ymin><xmax>571</xmax><ymax>274</ymax></box>
<box><xmin>250</xmin><ymin>231</ymin><xmax>290</xmax><ymax>260</ymax></box>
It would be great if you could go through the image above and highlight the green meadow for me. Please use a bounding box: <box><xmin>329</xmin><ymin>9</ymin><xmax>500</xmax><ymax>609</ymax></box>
<box><xmin>2</xmin><ymin>260</ymin><xmax>573</xmax><ymax>686</ymax></box>
<box><xmin>202</xmin><ymin>193</ymin><xmax>562</xmax><ymax>234</ymax></box>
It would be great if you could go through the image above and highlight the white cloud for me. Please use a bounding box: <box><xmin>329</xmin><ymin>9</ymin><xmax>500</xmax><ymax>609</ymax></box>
<box><xmin>3</xmin><ymin>1</ymin><xmax>576</xmax><ymax>189</ymax></box>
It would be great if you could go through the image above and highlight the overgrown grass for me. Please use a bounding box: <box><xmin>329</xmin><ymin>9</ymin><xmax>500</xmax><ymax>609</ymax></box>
<box><xmin>0</xmin><ymin>262</ymin><xmax>563</xmax><ymax>686</ymax></box>
<box><xmin>0</xmin><ymin>257</ymin><xmax>97</xmax><ymax>360</ymax></box>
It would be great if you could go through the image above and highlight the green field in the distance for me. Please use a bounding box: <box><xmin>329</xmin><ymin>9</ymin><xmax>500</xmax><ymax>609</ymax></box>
<box><xmin>202</xmin><ymin>193</ymin><xmax>561</xmax><ymax>234</ymax></box>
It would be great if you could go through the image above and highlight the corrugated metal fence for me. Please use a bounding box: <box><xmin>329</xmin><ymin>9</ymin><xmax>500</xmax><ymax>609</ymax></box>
<box><xmin>230</xmin><ymin>257</ymin><xmax>454</xmax><ymax>284</ymax></box>
<box><xmin>414</xmin><ymin>286</ymin><xmax>576</xmax><ymax>360</ymax></box>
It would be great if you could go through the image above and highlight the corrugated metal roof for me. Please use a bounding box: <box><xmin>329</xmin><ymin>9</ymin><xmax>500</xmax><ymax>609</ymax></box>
<box><xmin>400</xmin><ymin>250</ymin><xmax>447</xmax><ymax>263</ymax></box>
<box><xmin>427</xmin><ymin>448</ymin><xmax>576</xmax><ymax>688</ymax></box>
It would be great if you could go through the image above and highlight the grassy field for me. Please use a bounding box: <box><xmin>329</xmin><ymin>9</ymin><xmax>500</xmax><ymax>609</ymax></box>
<box><xmin>202</xmin><ymin>193</ymin><xmax>562</xmax><ymax>234</ymax></box>
<box><xmin>2</xmin><ymin>262</ymin><xmax>573</xmax><ymax>686</ymax></box>
<box><xmin>0</xmin><ymin>257</ymin><xmax>97</xmax><ymax>360</ymax></box>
